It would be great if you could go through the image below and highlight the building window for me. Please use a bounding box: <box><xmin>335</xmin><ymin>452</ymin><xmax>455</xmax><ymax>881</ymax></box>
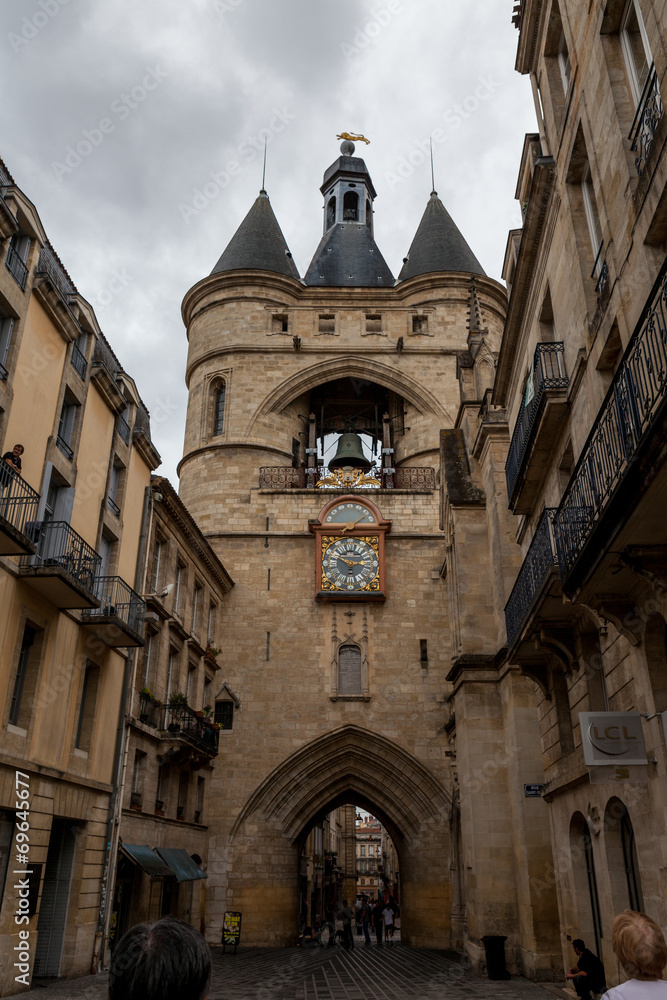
<box><xmin>582</xmin><ymin>163</ymin><xmax>603</xmax><ymax>275</ymax></box>
<box><xmin>151</xmin><ymin>538</ymin><xmax>163</xmax><ymax>593</ymax></box>
<box><xmin>141</xmin><ymin>633</ymin><xmax>153</xmax><ymax>689</ymax></box>
<box><xmin>620</xmin><ymin>0</ymin><xmax>652</xmax><ymax>106</ymax></box>
<box><xmin>75</xmin><ymin>663</ymin><xmax>99</xmax><ymax>751</ymax></box>
<box><xmin>57</xmin><ymin>393</ymin><xmax>78</xmax><ymax>459</ymax></box>
<box><xmin>174</xmin><ymin>560</ymin><xmax>185</xmax><ymax>615</ymax></box>
<box><xmin>192</xmin><ymin>584</ymin><xmax>203</xmax><ymax>636</ymax></box>
<box><xmin>195</xmin><ymin>777</ymin><xmax>204</xmax><ymax>824</ymax></box>
<box><xmin>207</xmin><ymin>603</ymin><xmax>217</xmax><ymax>645</ymax></box>
<box><xmin>343</xmin><ymin>191</ymin><xmax>358</xmax><ymax>222</ymax></box>
<box><xmin>131</xmin><ymin>751</ymin><xmax>146</xmax><ymax>806</ymax></box>
<box><xmin>214</xmin><ymin>701</ymin><xmax>234</xmax><ymax>730</ymax></box>
<box><xmin>166</xmin><ymin>648</ymin><xmax>177</xmax><ymax>703</ymax></box>
<box><xmin>558</xmin><ymin>29</ymin><xmax>572</xmax><ymax>94</ymax></box>
<box><xmin>9</xmin><ymin>625</ymin><xmax>38</xmax><ymax>728</ymax></box>
<box><xmin>272</xmin><ymin>313</ymin><xmax>288</xmax><ymax>333</ymax></box>
<box><xmin>338</xmin><ymin>644</ymin><xmax>362</xmax><ymax>695</ymax></box>
<box><xmin>186</xmin><ymin>661</ymin><xmax>197</xmax><ymax>703</ymax></box>
<box><xmin>0</xmin><ymin>313</ymin><xmax>14</xmax><ymax>377</ymax></box>
<box><xmin>327</xmin><ymin>197</ymin><xmax>336</xmax><ymax>228</ymax></box>
<box><xmin>365</xmin><ymin>314</ymin><xmax>382</xmax><ymax>334</ymax></box>
<box><xmin>360</xmin><ymin>845</ymin><xmax>366</xmax><ymax>856</ymax></box>
<box><xmin>107</xmin><ymin>461</ymin><xmax>122</xmax><ymax>517</ymax></box>
<box><xmin>412</xmin><ymin>314</ymin><xmax>428</xmax><ymax>335</ymax></box>
<box><xmin>213</xmin><ymin>382</ymin><xmax>226</xmax><ymax>437</ymax></box>
<box><xmin>318</xmin><ymin>314</ymin><xmax>336</xmax><ymax>334</ymax></box>
<box><xmin>177</xmin><ymin>771</ymin><xmax>189</xmax><ymax>818</ymax></box>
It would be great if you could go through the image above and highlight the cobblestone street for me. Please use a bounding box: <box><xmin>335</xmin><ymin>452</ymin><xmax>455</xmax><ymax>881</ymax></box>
<box><xmin>26</xmin><ymin>944</ymin><xmax>571</xmax><ymax>1000</ymax></box>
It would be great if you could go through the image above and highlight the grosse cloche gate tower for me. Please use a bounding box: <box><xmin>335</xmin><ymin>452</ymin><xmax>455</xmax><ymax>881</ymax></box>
<box><xmin>178</xmin><ymin>139</ymin><xmax>560</xmax><ymax>974</ymax></box>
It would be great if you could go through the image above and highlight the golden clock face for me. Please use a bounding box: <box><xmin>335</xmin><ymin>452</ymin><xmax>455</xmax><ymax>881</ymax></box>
<box><xmin>321</xmin><ymin>536</ymin><xmax>380</xmax><ymax>592</ymax></box>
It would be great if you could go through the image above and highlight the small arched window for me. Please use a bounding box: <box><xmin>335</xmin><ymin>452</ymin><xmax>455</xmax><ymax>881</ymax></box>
<box><xmin>338</xmin><ymin>643</ymin><xmax>361</xmax><ymax>695</ymax></box>
<box><xmin>343</xmin><ymin>191</ymin><xmax>358</xmax><ymax>222</ymax></box>
<box><xmin>327</xmin><ymin>197</ymin><xmax>336</xmax><ymax>229</ymax></box>
<box><xmin>213</xmin><ymin>382</ymin><xmax>226</xmax><ymax>437</ymax></box>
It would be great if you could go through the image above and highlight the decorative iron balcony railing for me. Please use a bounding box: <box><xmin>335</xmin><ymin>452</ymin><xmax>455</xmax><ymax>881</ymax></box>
<box><xmin>0</xmin><ymin>462</ymin><xmax>40</xmax><ymax>536</ymax></box>
<box><xmin>71</xmin><ymin>342</ymin><xmax>87</xmax><ymax>380</ymax></box>
<box><xmin>258</xmin><ymin>466</ymin><xmax>436</xmax><ymax>490</ymax></box>
<box><xmin>117</xmin><ymin>414</ymin><xmax>131</xmax><ymax>444</ymax></box>
<box><xmin>22</xmin><ymin>520</ymin><xmax>101</xmax><ymax>593</ymax></box>
<box><xmin>505</xmin><ymin>343</ymin><xmax>568</xmax><ymax>503</ymax></box>
<box><xmin>505</xmin><ymin>509</ymin><xmax>558</xmax><ymax>650</ymax></box>
<box><xmin>36</xmin><ymin>246</ymin><xmax>75</xmax><ymax>303</ymax></box>
<box><xmin>0</xmin><ymin>361</ymin><xmax>7</xmax><ymax>381</ymax></box>
<box><xmin>630</xmin><ymin>63</ymin><xmax>664</xmax><ymax>176</ymax></box>
<box><xmin>554</xmin><ymin>259</ymin><xmax>667</xmax><ymax>579</ymax></box>
<box><xmin>5</xmin><ymin>244</ymin><xmax>28</xmax><ymax>290</ymax></box>
<box><xmin>160</xmin><ymin>704</ymin><xmax>219</xmax><ymax>754</ymax></box>
<box><xmin>107</xmin><ymin>495</ymin><xmax>121</xmax><ymax>517</ymax></box>
<box><xmin>82</xmin><ymin>575</ymin><xmax>145</xmax><ymax>634</ymax></box>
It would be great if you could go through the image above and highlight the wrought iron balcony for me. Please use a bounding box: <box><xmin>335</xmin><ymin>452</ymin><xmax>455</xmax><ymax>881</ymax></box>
<box><xmin>81</xmin><ymin>575</ymin><xmax>145</xmax><ymax>646</ymax></box>
<box><xmin>0</xmin><ymin>463</ymin><xmax>40</xmax><ymax>555</ymax></box>
<box><xmin>117</xmin><ymin>414</ymin><xmax>131</xmax><ymax>444</ymax></box>
<box><xmin>505</xmin><ymin>509</ymin><xmax>558</xmax><ymax>650</ymax></box>
<box><xmin>505</xmin><ymin>343</ymin><xmax>569</xmax><ymax>510</ymax></box>
<box><xmin>36</xmin><ymin>245</ymin><xmax>76</xmax><ymax>303</ymax></box>
<box><xmin>160</xmin><ymin>704</ymin><xmax>219</xmax><ymax>756</ymax></box>
<box><xmin>258</xmin><ymin>466</ymin><xmax>436</xmax><ymax>490</ymax></box>
<box><xmin>107</xmin><ymin>495</ymin><xmax>121</xmax><ymax>517</ymax></box>
<box><xmin>20</xmin><ymin>520</ymin><xmax>101</xmax><ymax>608</ymax></box>
<box><xmin>71</xmin><ymin>342</ymin><xmax>87</xmax><ymax>380</ymax></box>
<box><xmin>554</xmin><ymin>258</ymin><xmax>667</xmax><ymax>581</ymax></box>
<box><xmin>0</xmin><ymin>361</ymin><xmax>7</xmax><ymax>381</ymax></box>
<box><xmin>5</xmin><ymin>244</ymin><xmax>28</xmax><ymax>290</ymax></box>
<box><xmin>56</xmin><ymin>434</ymin><xmax>74</xmax><ymax>460</ymax></box>
<box><xmin>629</xmin><ymin>63</ymin><xmax>664</xmax><ymax>176</ymax></box>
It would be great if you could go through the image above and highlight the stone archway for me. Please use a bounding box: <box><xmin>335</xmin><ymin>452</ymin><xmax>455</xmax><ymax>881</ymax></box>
<box><xmin>221</xmin><ymin>725</ymin><xmax>453</xmax><ymax>948</ymax></box>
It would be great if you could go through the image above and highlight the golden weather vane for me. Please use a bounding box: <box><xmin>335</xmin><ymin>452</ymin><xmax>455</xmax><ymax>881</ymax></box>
<box><xmin>336</xmin><ymin>132</ymin><xmax>371</xmax><ymax>145</ymax></box>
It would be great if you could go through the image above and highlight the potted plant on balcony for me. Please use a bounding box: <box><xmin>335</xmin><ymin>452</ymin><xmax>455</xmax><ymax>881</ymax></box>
<box><xmin>168</xmin><ymin>691</ymin><xmax>188</xmax><ymax>731</ymax></box>
<box><xmin>139</xmin><ymin>687</ymin><xmax>153</xmax><ymax>723</ymax></box>
<box><xmin>130</xmin><ymin>791</ymin><xmax>143</xmax><ymax>810</ymax></box>
<box><xmin>154</xmin><ymin>798</ymin><xmax>164</xmax><ymax>814</ymax></box>
<box><xmin>205</xmin><ymin>643</ymin><xmax>222</xmax><ymax>661</ymax></box>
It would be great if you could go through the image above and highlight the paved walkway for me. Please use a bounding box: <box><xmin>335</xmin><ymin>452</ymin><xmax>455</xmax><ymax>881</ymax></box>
<box><xmin>28</xmin><ymin>944</ymin><xmax>571</xmax><ymax>999</ymax></box>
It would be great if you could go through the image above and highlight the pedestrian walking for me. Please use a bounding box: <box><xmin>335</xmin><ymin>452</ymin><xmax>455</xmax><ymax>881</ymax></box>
<box><xmin>325</xmin><ymin>905</ymin><xmax>336</xmax><ymax>947</ymax></box>
<box><xmin>382</xmin><ymin>902</ymin><xmax>395</xmax><ymax>942</ymax></box>
<box><xmin>360</xmin><ymin>896</ymin><xmax>371</xmax><ymax>946</ymax></box>
<box><xmin>371</xmin><ymin>900</ymin><xmax>383</xmax><ymax>947</ymax></box>
<box><xmin>339</xmin><ymin>898</ymin><xmax>354</xmax><ymax>950</ymax></box>
<box><xmin>601</xmin><ymin>910</ymin><xmax>667</xmax><ymax>998</ymax></box>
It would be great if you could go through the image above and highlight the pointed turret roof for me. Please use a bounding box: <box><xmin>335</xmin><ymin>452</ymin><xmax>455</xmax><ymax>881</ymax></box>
<box><xmin>304</xmin><ymin>224</ymin><xmax>394</xmax><ymax>287</ymax></box>
<box><xmin>210</xmin><ymin>190</ymin><xmax>300</xmax><ymax>280</ymax></box>
<box><xmin>397</xmin><ymin>192</ymin><xmax>485</xmax><ymax>281</ymax></box>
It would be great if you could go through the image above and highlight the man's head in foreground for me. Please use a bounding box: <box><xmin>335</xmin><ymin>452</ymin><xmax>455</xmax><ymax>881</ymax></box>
<box><xmin>109</xmin><ymin>915</ymin><xmax>212</xmax><ymax>1000</ymax></box>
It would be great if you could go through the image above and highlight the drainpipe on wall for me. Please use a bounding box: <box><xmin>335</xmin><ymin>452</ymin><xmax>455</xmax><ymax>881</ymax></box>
<box><xmin>92</xmin><ymin>483</ymin><xmax>153</xmax><ymax>974</ymax></box>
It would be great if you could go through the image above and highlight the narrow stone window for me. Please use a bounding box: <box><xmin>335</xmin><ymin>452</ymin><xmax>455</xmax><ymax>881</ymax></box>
<box><xmin>365</xmin><ymin>314</ymin><xmax>382</xmax><ymax>334</ymax></box>
<box><xmin>272</xmin><ymin>313</ymin><xmax>288</xmax><ymax>334</ymax></box>
<box><xmin>318</xmin><ymin>314</ymin><xmax>336</xmax><ymax>334</ymax></box>
<box><xmin>343</xmin><ymin>191</ymin><xmax>358</xmax><ymax>222</ymax></box>
<box><xmin>9</xmin><ymin>625</ymin><xmax>39</xmax><ymax>728</ymax></box>
<box><xmin>327</xmin><ymin>197</ymin><xmax>336</xmax><ymax>228</ymax></box>
<box><xmin>215</xmin><ymin>701</ymin><xmax>234</xmax><ymax>730</ymax></box>
<box><xmin>213</xmin><ymin>381</ymin><xmax>226</xmax><ymax>436</ymax></box>
<box><xmin>412</xmin><ymin>314</ymin><xmax>428</xmax><ymax>335</ymax></box>
<box><xmin>338</xmin><ymin>644</ymin><xmax>362</xmax><ymax>695</ymax></box>
<box><xmin>75</xmin><ymin>663</ymin><xmax>100</xmax><ymax>752</ymax></box>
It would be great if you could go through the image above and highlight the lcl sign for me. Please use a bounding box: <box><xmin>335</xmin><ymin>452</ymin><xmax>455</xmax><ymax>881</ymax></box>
<box><xmin>580</xmin><ymin>712</ymin><xmax>648</xmax><ymax>766</ymax></box>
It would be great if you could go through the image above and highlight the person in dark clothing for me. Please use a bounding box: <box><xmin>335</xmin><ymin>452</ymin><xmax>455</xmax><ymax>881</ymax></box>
<box><xmin>360</xmin><ymin>897</ymin><xmax>371</xmax><ymax>945</ymax></box>
<box><xmin>371</xmin><ymin>901</ymin><xmax>383</xmax><ymax>947</ymax></box>
<box><xmin>109</xmin><ymin>915</ymin><xmax>211</xmax><ymax>1000</ymax></box>
<box><xmin>339</xmin><ymin>899</ymin><xmax>354</xmax><ymax>950</ymax></box>
<box><xmin>566</xmin><ymin>938</ymin><xmax>606</xmax><ymax>999</ymax></box>
<box><xmin>2</xmin><ymin>444</ymin><xmax>23</xmax><ymax>477</ymax></box>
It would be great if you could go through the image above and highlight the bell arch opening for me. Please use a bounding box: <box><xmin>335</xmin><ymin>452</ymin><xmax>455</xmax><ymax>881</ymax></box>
<box><xmin>222</xmin><ymin>726</ymin><xmax>453</xmax><ymax>949</ymax></box>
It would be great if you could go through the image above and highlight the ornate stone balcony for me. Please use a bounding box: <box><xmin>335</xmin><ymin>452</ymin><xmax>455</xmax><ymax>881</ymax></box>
<box><xmin>259</xmin><ymin>465</ymin><xmax>436</xmax><ymax>491</ymax></box>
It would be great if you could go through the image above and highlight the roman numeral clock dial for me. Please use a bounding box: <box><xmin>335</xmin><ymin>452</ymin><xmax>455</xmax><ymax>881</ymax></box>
<box><xmin>311</xmin><ymin>498</ymin><xmax>390</xmax><ymax>601</ymax></box>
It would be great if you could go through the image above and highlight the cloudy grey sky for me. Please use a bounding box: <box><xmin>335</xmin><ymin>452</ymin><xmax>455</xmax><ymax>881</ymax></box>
<box><xmin>2</xmin><ymin>0</ymin><xmax>536</xmax><ymax>483</ymax></box>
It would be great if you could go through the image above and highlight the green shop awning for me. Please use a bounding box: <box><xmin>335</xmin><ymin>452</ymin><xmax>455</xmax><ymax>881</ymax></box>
<box><xmin>120</xmin><ymin>843</ymin><xmax>173</xmax><ymax>879</ymax></box>
<box><xmin>155</xmin><ymin>847</ymin><xmax>207</xmax><ymax>882</ymax></box>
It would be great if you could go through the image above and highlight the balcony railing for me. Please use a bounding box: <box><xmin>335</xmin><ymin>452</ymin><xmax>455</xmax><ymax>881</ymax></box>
<box><xmin>107</xmin><ymin>495</ymin><xmax>121</xmax><ymax>517</ymax></box>
<box><xmin>0</xmin><ymin>361</ymin><xmax>7</xmax><ymax>381</ymax></box>
<box><xmin>505</xmin><ymin>343</ymin><xmax>568</xmax><ymax>504</ymax></box>
<box><xmin>160</xmin><ymin>704</ymin><xmax>219</xmax><ymax>754</ymax></box>
<box><xmin>629</xmin><ymin>63</ymin><xmax>664</xmax><ymax>176</ymax></box>
<box><xmin>82</xmin><ymin>575</ymin><xmax>145</xmax><ymax>634</ymax></box>
<box><xmin>71</xmin><ymin>343</ymin><xmax>87</xmax><ymax>380</ymax></box>
<box><xmin>259</xmin><ymin>466</ymin><xmax>436</xmax><ymax>490</ymax></box>
<box><xmin>22</xmin><ymin>520</ymin><xmax>101</xmax><ymax>593</ymax></box>
<box><xmin>117</xmin><ymin>415</ymin><xmax>131</xmax><ymax>444</ymax></box>
<box><xmin>5</xmin><ymin>244</ymin><xmax>28</xmax><ymax>290</ymax></box>
<box><xmin>505</xmin><ymin>509</ymin><xmax>558</xmax><ymax>650</ymax></box>
<box><xmin>554</xmin><ymin>259</ymin><xmax>667</xmax><ymax>579</ymax></box>
<box><xmin>56</xmin><ymin>434</ymin><xmax>74</xmax><ymax>460</ymax></box>
<box><xmin>0</xmin><ymin>462</ymin><xmax>40</xmax><ymax>539</ymax></box>
<box><xmin>36</xmin><ymin>246</ymin><xmax>75</xmax><ymax>303</ymax></box>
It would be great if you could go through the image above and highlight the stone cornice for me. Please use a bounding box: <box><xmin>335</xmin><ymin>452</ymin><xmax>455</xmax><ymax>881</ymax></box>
<box><xmin>515</xmin><ymin>0</ymin><xmax>545</xmax><ymax>75</ymax></box>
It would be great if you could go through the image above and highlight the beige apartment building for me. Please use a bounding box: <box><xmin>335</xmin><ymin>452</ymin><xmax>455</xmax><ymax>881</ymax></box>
<box><xmin>495</xmin><ymin>0</ymin><xmax>667</xmax><ymax>985</ymax></box>
<box><xmin>0</xmin><ymin>159</ymin><xmax>160</xmax><ymax>994</ymax></box>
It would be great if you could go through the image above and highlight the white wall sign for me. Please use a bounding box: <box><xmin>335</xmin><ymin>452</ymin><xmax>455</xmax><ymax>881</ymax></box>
<box><xmin>579</xmin><ymin>712</ymin><xmax>647</xmax><ymax>766</ymax></box>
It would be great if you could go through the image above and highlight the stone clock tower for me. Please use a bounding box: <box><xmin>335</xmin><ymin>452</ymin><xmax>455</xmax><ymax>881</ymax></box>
<box><xmin>177</xmin><ymin>141</ymin><xmax>557</xmax><ymax>973</ymax></box>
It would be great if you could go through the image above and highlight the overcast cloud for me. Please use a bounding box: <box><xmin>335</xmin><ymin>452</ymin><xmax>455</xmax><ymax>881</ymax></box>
<box><xmin>1</xmin><ymin>0</ymin><xmax>536</xmax><ymax>482</ymax></box>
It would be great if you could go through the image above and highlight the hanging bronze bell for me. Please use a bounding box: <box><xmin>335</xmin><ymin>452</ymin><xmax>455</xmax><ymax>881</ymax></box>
<box><xmin>328</xmin><ymin>432</ymin><xmax>372</xmax><ymax>470</ymax></box>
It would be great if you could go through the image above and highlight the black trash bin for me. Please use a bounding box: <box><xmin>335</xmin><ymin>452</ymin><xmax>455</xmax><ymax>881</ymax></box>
<box><xmin>482</xmin><ymin>935</ymin><xmax>511</xmax><ymax>980</ymax></box>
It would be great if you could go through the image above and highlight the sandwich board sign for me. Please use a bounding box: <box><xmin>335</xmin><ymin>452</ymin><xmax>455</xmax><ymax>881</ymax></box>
<box><xmin>222</xmin><ymin>910</ymin><xmax>242</xmax><ymax>953</ymax></box>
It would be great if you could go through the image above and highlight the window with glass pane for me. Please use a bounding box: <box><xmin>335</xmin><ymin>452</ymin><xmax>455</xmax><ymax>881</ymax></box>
<box><xmin>214</xmin><ymin>701</ymin><xmax>234</xmax><ymax>729</ymax></box>
<box><xmin>621</xmin><ymin>0</ymin><xmax>651</xmax><ymax>104</ymax></box>
<box><xmin>213</xmin><ymin>382</ymin><xmax>226</xmax><ymax>436</ymax></box>
<box><xmin>582</xmin><ymin>164</ymin><xmax>603</xmax><ymax>272</ymax></box>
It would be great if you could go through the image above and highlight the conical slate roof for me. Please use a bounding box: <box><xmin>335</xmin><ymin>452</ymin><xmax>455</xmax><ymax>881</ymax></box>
<box><xmin>210</xmin><ymin>191</ymin><xmax>300</xmax><ymax>280</ymax></box>
<box><xmin>398</xmin><ymin>192</ymin><xmax>485</xmax><ymax>281</ymax></box>
<box><xmin>304</xmin><ymin>224</ymin><xmax>394</xmax><ymax>287</ymax></box>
